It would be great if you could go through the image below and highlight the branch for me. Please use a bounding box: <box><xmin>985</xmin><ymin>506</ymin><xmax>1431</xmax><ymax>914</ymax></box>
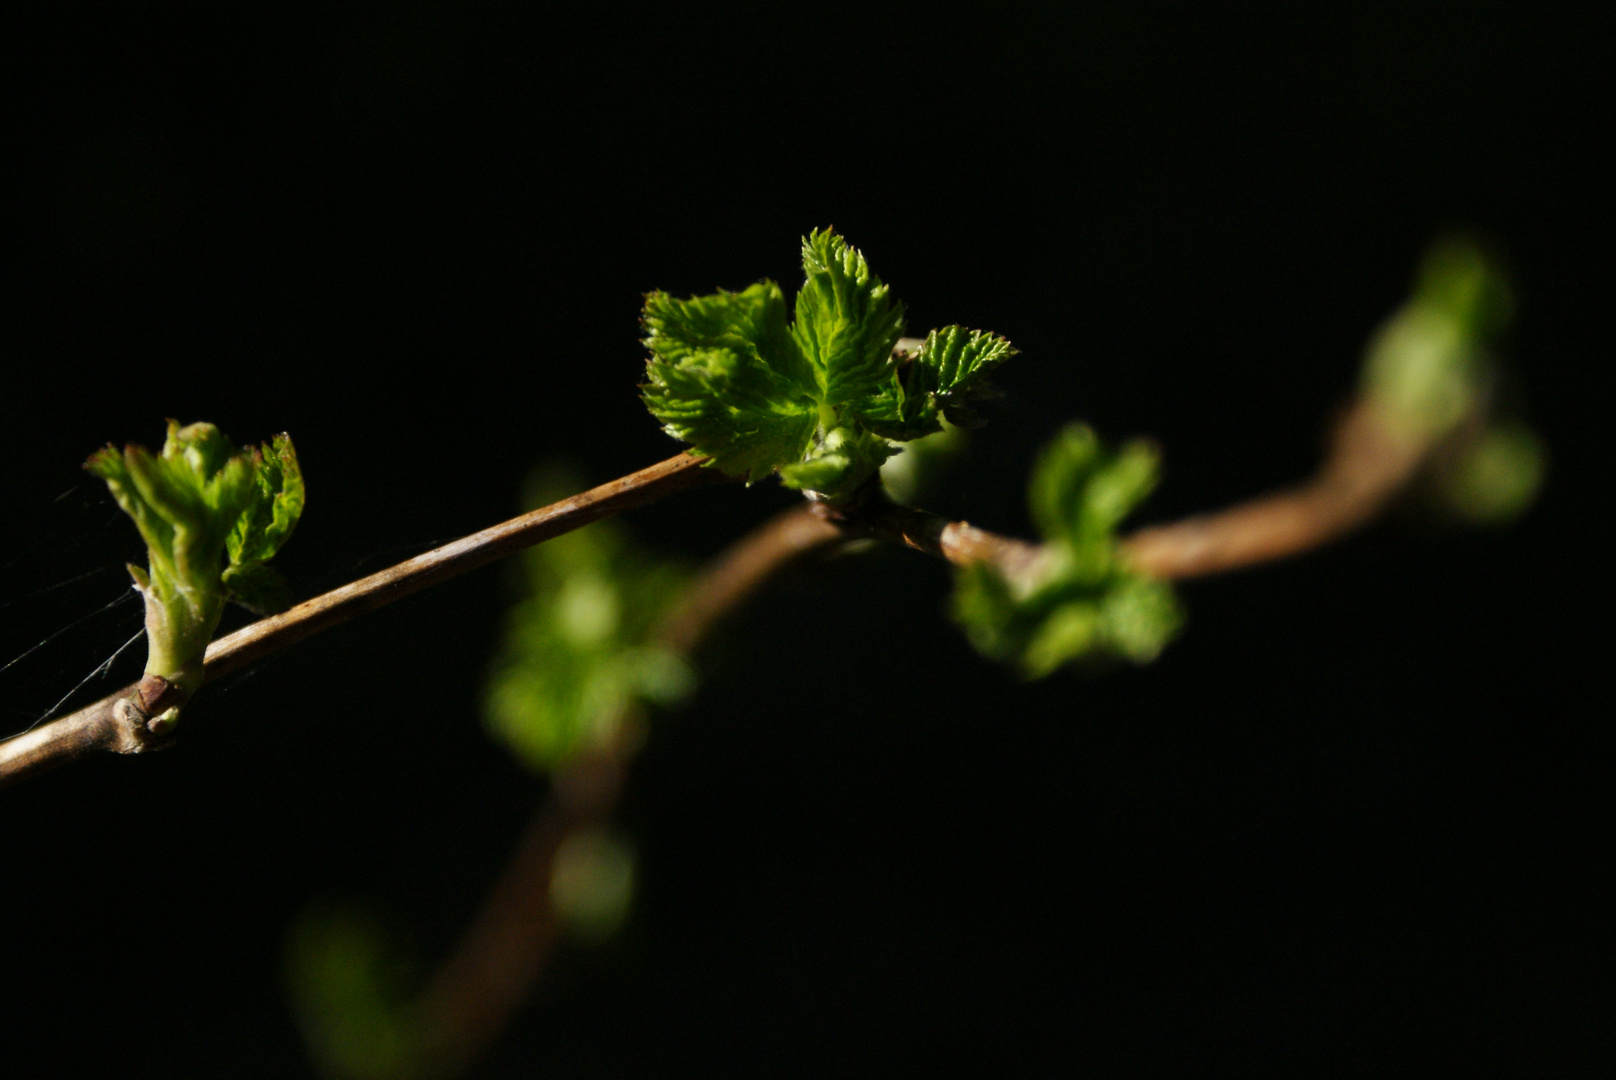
<box><xmin>0</xmin><ymin>453</ymin><xmax>719</xmax><ymax>788</ymax></box>
<box><xmin>309</xmin><ymin>386</ymin><xmax>1441</xmax><ymax>1075</ymax></box>
<box><xmin>403</xmin><ymin>505</ymin><xmax>844</xmax><ymax>1077</ymax></box>
<box><xmin>1119</xmin><ymin>397</ymin><xmax>1426</xmax><ymax>579</ymax></box>
<box><xmin>816</xmin><ymin>395</ymin><xmax>1433</xmax><ymax>582</ymax></box>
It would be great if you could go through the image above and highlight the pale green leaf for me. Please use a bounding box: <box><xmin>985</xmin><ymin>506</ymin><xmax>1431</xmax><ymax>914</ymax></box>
<box><xmin>1363</xmin><ymin>237</ymin><xmax>1512</xmax><ymax>438</ymax></box>
<box><xmin>86</xmin><ymin>421</ymin><xmax>304</xmax><ymax>693</ymax></box>
<box><xmin>642</xmin><ymin>282</ymin><xmax>819</xmax><ymax>481</ymax></box>
<box><xmin>792</xmin><ymin>228</ymin><xmax>907</xmax><ymax>407</ymax></box>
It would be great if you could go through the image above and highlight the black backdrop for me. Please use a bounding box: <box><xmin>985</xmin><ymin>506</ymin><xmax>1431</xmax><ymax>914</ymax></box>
<box><xmin>4</xmin><ymin>7</ymin><xmax>1608</xmax><ymax>1075</ymax></box>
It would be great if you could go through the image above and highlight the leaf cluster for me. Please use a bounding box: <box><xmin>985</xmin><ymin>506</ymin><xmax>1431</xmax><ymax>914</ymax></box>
<box><xmin>86</xmin><ymin>421</ymin><xmax>304</xmax><ymax>684</ymax></box>
<box><xmin>1361</xmin><ymin>237</ymin><xmax>1545</xmax><ymax>522</ymax></box>
<box><xmin>483</xmin><ymin>469</ymin><xmax>694</xmax><ymax>773</ymax></box>
<box><xmin>642</xmin><ymin>229</ymin><xmax>1015</xmax><ymax>499</ymax></box>
<box><xmin>953</xmin><ymin>424</ymin><xmax>1181</xmax><ymax>678</ymax></box>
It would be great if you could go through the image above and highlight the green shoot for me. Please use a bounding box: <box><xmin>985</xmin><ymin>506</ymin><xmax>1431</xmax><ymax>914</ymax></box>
<box><xmin>1362</xmin><ymin>237</ymin><xmax>1512</xmax><ymax>439</ymax></box>
<box><xmin>642</xmin><ymin>229</ymin><xmax>1016</xmax><ymax>500</ymax></box>
<box><xmin>1362</xmin><ymin>237</ymin><xmax>1544</xmax><ymax>521</ymax></box>
<box><xmin>85</xmin><ymin>421</ymin><xmax>304</xmax><ymax>711</ymax></box>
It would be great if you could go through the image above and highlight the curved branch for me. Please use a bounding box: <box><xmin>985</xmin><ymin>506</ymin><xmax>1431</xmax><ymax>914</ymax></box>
<box><xmin>0</xmin><ymin>385</ymin><xmax>1434</xmax><ymax>792</ymax></box>
<box><xmin>815</xmin><ymin>396</ymin><xmax>1432</xmax><ymax>582</ymax></box>
<box><xmin>405</xmin><ymin>505</ymin><xmax>844</xmax><ymax>1077</ymax></box>
<box><xmin>366</xmin><ymin>391</ymin><xmax>1441</xmax><ymax>1076</ymax></box>
<box><xmin>0</xmin><ymin>453</ymin><xmax>718</xmax><ymax>788</ymax></box>
<box><xmin>1119</xmin><ymin>397</ymin><xmax>1425</xmax><ymax>579</ymax></box>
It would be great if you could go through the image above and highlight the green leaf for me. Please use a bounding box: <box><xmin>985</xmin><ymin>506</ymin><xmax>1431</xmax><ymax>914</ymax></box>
<box><xmin>641</xmin><ymin>230</ymin><xmax>1018</xmax><ymax>499</ymax></box>
<box><xmin>1029</xmin><ymin>424</ymin><xmax>1160</xmax><ymax>550</ymax></box>
<box><xmin>861</xmin><ymin>326</ymin><xmax>1018</xmax><ymax>439</ymax></box>
<box><xmin>284</xmin><ymin>904</ymin><xmax>419</xmax><ymax>1080</ymax></box>
<box><xmin>642</xmin><ymin>282</ymin><xmax>820</xmax><ymax>482</ymax></box>
<box><xmin>792</xmin><ymin>228</ymin><xmax>907</xmax><ymax>406</ymax></box>
<box><xmin>227</xmin><ymin>432</ymin><xmax>305</xmax><ymax>568</ymax></box>
<box><xmin>484</xmin><ymin>468</ymin><xmax>695</xmax><ymax>773</ymax></box>
<box><xmin>952</xmin><ymin>424</ymin><xmax>1181</xmax><ymax>677</ymax></box>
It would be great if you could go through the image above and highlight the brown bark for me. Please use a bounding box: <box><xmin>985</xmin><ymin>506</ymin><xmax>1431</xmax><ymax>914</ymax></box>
<box><xmin>1120</xmin><ymin>399</ymin><xmax>1425</xmax><ymax>580</ymax></box>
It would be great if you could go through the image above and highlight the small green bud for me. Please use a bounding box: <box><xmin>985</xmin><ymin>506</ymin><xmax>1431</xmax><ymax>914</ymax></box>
<box><xmin>87</xmin><ymin>421</ymin><xmax>304</xmax><ymax>711</ymax></box>
<box><xmin>1440</xmin><ymin>421</ymin><xmax>1546</xmax><ymax>523</ymax></box>
<box><xmin>1364</xmin><ymin>238</ymin><xmax>1511</xmax><ymax>439</ymax></box>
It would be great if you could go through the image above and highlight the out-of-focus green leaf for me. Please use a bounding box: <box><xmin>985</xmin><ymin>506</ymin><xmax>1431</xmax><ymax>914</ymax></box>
<box><xmin>284</xmin><ymin>904</ymin><xmax>418</xmax><ymax>1080</ymax></box>
<box><xmin>1363</xmin><ymin>238</ymin><xmax>1511</xmax><ymax>439</ymax></box>
<box><xmin>551</xmin><ymin>828</ymin><xmax>637</xmax><ymax>943</ymax></box>
<box><xmin>952</xmin><ymin>423</ymin><xmax>1181</xmax><ymax>677</ymax></box>
<box><xmin>483</xmin><ymin>468</ymin><xmax>694</xmax><ymax>773</ymax></box>
<box><xmin>878</xmin><ymin>421</ymin><xmax>970</xmax><ymax>504</ymax></box>
<box><xmin>1363</xmin><ymin>238</ymin><xmax>1545</xmax><ymax>525</ymax></box>
<box><xmin>1439</xmin><ymin>420</ymin><xmax>1546</xmax><ymax>523</ymax></box>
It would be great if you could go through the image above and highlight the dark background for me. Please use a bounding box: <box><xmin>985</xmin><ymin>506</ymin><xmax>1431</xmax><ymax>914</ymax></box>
<box><xmin>3</xmin><ymin>6</ymin><xmax>1608</xmax><ymax>1075</ymax></box>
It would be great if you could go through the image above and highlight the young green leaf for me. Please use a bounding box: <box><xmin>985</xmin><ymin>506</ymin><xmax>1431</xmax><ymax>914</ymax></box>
<box><xmin>952</xmin><ymin>423</ymin><xmax>1181</xmax><ymax>677</ymax></box>
<box><xmin>641</xmin><ymin>230</ymin><xmax>1017</xmax><ymax>500</ymax></box>
<box><xmin>642</xmin><ymin>282</ymin><xmax>820</xmax><ymax>482</ymax></box>
<box><xmin>484</xmin><ymin>468</ymin><xmax>694</xmax><ymax>773</ymax></box>
<box><xmin>859</xmin><ymin>326</ymin><xmax>1019</xmax><ymax>439</ymax></box>
<box><xmin>1360</xmin><ymin>237</ymin><xmax>1544</xmax><ymax>523</ymax></box>
<box><xmin>87</xmin><ymin>421</ymin><xmax>304</xmax><ymax>702</ymax></box>
<box><xmin>792</xmin><ymin>228</ymin><xmax>907</xmax><ymax>406</ymax></box>
<box><xmin>227</xmin><ymin>432</ymin><xmax>305</xmax><ymax>568</ymax></box>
